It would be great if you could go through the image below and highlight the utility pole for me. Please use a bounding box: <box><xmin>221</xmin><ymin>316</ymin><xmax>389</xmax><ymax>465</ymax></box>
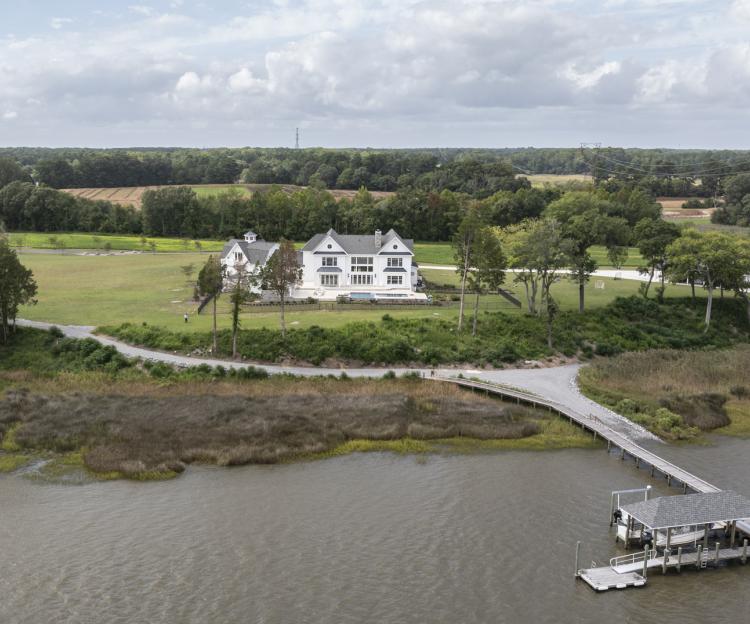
<box><xmin>295</xmin><ymin>127</ymin><xmax>300</xmax><ymax>149</ymax></box>
<box><xmin>579</xmin><ymin>142</ymin><xmax>602</xmax><ymax>185</ymax></box>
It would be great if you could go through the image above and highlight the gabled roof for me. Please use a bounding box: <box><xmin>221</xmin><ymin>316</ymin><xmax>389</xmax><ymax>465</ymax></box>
<box><xmin>301</xmin><ymin>228</ymin><xmax>414</xmax><ymax>255</ymax></box>
<box><xmin>221</xmin><ymin>239</ymin><xmax>277</xmax><ymax>265</ymax></box>
<box><xmin>621</xmin><ymin>491</ymin><xmax>750</xmax><ymax>530</ymax></box>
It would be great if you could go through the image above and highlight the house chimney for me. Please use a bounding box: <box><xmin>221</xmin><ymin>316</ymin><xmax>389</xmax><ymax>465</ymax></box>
<box><xmin>374</xmin><ymin>229</ymin><xmax>382</xmax><ymax>249</ymax></box>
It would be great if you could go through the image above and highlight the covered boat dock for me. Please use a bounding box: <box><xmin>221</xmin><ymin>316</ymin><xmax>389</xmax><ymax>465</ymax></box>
<box><xmin>578</xmin><ymin>491</ymin><xmax>750</xmax><ymax>591</ymax></box>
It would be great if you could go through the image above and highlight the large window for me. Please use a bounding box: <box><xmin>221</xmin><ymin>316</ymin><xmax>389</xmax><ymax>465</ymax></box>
<box><xmin>387</xmin><ymin>275</ymin><xmax>403</xmax><ymax>285</ymax></box>
<box><xmin>351</xmin><ymin>274</ymin><xmax>373</xmax><ymax>285</ymax></box>
<box><xmin>322</xmin><ymin>256</ymin><xmax>338</xmax><ymax>267</ymax></box>
<box><xmin>387</xmin><ymin>257</ymin><xmax>403</xmax><ymax>268</ymax></box>
<box><xmin>233</xmin><ymin>251</ymin><xmax>243</xmax><ymax>263</ymax></box>
<box><xmin>351</xmin><ymin>257</ymin><xmax>373</xmax><ymax>272</ymax></box>
<box><xmin>321</xmin><ymin>275</ymin><xmax>339</xmax><ymax>287</ymax></box>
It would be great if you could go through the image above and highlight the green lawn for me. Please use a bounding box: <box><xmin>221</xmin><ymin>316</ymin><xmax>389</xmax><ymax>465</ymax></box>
<box><xmin>15</xmin><ymin>252</ymin><xmax>698</xmax><ymax>332</ymax></box>
<box><xmin>415</xmin><ymin>242</ymin><xmax>643</xmax><ymax>269</ymax></box>
<box><xmin>8</xmin><ymin>232</ymin><xmax>647</xmax><ymax>269</ymax></box>
<box><xmin>9</xmin><ymin>232</ymin><xmax>224</xmax><ymax>253</ymax></box>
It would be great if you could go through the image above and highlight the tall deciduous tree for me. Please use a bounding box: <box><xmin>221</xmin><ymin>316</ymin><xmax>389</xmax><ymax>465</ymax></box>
<box><xmin>545</xmin><ymin>192</ymin><xmax>630</xmax><ymax>312</ymax></box>
<box><xmin>633</xmin><ymin>218</ymin><xmax>680</xmax><ymax>301</ymax></box>
<box><xmin>197</xmin><ymin>255</ymin><xmax>224</xmax><ymax>354</ymax></box>
<box><xmin>502</xmin><ymin>219</ymin><xmax>571</xmax><ymax>316</ymax></box>
<box><xmin>0</xmin><ymin>237</ymin><xmax>38</xmax><ymax>343</ymax></box>
<box><xmin>453</xmin><ymin>205</ymin><xmax>485</xmax><ymax>331</ymax></box>
<box><xmin>467</xmin><ymin>228</ymin><xmax>506</xmax><ymax>336</ymax></box>
<box><xmin>667</xmin><ymin>230</ymin><xmax>745</xmax><ymax>330</ymax></box>
<box><xmin>229</xmin><ymin>262</ymin><xmax>255</xmax><ymax>358</ymax></box>
<box><xmin>261</xmin><ymin>239</ymin><xmax>302</xmax><ymax>338</ymax></box>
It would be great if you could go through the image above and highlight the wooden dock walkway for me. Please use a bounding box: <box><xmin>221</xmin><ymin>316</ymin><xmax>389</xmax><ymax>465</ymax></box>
<box><xmin>436</xmin><ymin>376</ymin><xmax>720</xmax><ymax>495</ymax></box>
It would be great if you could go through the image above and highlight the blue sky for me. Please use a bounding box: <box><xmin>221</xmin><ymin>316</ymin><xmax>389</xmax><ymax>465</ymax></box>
<box><xmin>1</xmin><ymin>0</ymin><xmax>749</xmax><ymax>148</ymax></box>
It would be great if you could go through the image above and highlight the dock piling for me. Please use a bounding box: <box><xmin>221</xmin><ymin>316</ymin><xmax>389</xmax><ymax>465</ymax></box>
<box><xmin>696</xmin><ymin>546</ymin><xmax>703</xmax><ymax>569</ymax></box>
<box><xmin>575</xmin><ymin>541</ymin><xmax>581</xmax><ymax>577</ymax></box>
<box><xmin>642</xmin><ymin>546</ymin><xmax>649</xmax><ymax>578</ymax></box>
<box><xmin>742</xmin><ymin>539</ymin><xmax>748</xmax><ymax>564</ymax></box>
<box><xmin>676</xmin><ymin>547</ymin><xmax>682</xmax><ymax>573</ymax></box>
<box><xmin>662</xmin><ymin>549</ymin><xmax>669</xmax><ymax>574</ymax></box>
<box><xmin>715</xmin><ymin>542</ymin><xmax>720</xmax><ymax>564</ymax></box>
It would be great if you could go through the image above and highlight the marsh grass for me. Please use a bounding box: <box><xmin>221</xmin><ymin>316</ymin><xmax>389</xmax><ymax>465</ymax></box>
<box><xmin>580</xmin><ymin>346</ymin><xmax>750</xmax><ymax>439</ymax></box>
<box><xmin>0</xmin><ymin>377</ymin><xmax>594</xmax><ymax>479</ymax></box>
<box><xmin>0</xmin><ymin>454</ymin><xmax>30</xmax><ymax>472</ymax></box>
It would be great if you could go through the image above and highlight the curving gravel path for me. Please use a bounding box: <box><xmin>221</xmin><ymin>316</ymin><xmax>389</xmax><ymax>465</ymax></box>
<box><xmin>16</xmin><ymin>318</ymin><xmax>657</xmax><ymax>443</ymax></box>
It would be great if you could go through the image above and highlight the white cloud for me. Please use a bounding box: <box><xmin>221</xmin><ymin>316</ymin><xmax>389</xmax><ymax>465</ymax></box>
<box><xmin>50</xmin><ymin>17</ymin><xmax>74</xmax><ymax>30</ymax></box>
<box><xmin>128</xmin><ymin>5</ymin><xmax>155</xmax><ymax>16</ymax></box>
<box><xmin>3</xmin><ymin>111</ymin><xmax>18</xmax><ymax>120</ymax></box>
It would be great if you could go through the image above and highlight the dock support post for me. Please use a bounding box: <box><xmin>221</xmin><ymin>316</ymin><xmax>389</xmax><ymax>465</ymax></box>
<box><xmin>642</xmin><ymin>546</ymin><xmax>649</xmax><ymax>578</ymax></box>
<box><xmin>635</xmin><ymin>457</ymin><xmax>640</xmax><ymax>468</ymax></box>
<box><xmin>742</xmin><ymin>539</ymin><xmax>748</xmax><ymax>564</ymax></box>
<box><xmin>667</xmin><ymin>474</ymin><xmax>672</xmax><ymax>486</ymax></box>
<box><xmin>609</xmin><ymin>492</ymin><xmax>615</xmax><ymax>526</ymax></box>
<box><xmin>682</xmin><ymin>482</ymin><xmax>687</xmax><ymax>493</ymax></box>
<box><xmin>696</xmin><ymin>546</ymin><xmax>703</xmax><ymax>569</ymax></box>
<box><xmin>715</xmin><ymin>542</ymin><xmax>720</xmax><ymax>564</ymax></box>
<box><xmin>676</xmin><ymin>547</ymin><xmax>682</xmax><ymax>573</ymax></box>
<box><xmin>703</xmin><ymin>524</ymin><xmax>709</xmax><ymax>550</ymax></box>
<box><xmin>625</xmin><ymin>517</ymin><xmax>632</xmax><ymax>549</ymax></box>
<box><xmin>650</xmin><ymin>465</ymin><xmax>655</xmax><ymax>477</ymax></box>
<box><xmin>665</xmin><ymin>527</ymin><xmax>672</xmax><ymax>552</ymax></box>
<box><xmin>621</xmin><ymin>448</ymin><xmax>626</xmax><ymax>460</ymax></box>
<box><xmin>730</xmin><ymin>521</ymin><xmax>737</xmax><ymax>549</ymax></box>
<box><xmin>645</xmin><ymin>485</ymin><xmax>651</xmax><ymax>501</ymax></box>
<box><xmin>574</xmin><ymin>541</ymin><xmax>581</xmax><ymax>577</ymax></box>
<box><xmin>607</xmin><ymin>440</ymin><xmax>611</xmax><ymax>451</ymax></box>
<box><xmin>662</xmin><ymin>548</ymin><xmax>670</xmax><ymax>574</ymax></box>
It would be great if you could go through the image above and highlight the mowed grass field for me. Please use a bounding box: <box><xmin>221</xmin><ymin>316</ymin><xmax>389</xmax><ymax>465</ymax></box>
<box><xmin>9</xmin><ymin>232</ymin><xmax>225</xmax><ymax>253</ymax></box>
<box><xmin>61</xmin><ymin>184</ymin><xmax>394</xmax><ymax>209</ymax></box>
<box><xmin>9</xmin><ymin>232</ymin><xmax>646</xmax><ymax>268</ymax></box>
<box><xmin>16</xmin><ymin>252</ymin><xmax>696</xmax><ymax>332</ymax></box>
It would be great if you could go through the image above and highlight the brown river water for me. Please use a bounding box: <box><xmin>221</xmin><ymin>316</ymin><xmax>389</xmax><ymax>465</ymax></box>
<box><xmin>2</xmin><ymin>437</ymin><xmax>750</xmax><ymax>624</ymax></box>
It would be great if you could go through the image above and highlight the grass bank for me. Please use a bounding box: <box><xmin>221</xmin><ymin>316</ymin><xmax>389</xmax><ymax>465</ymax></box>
<box><xmin>0</xmin><ymin>328</ymin><xmax>597</xmax><ymax>481</ymax></box>
<box><xmin>579</xmin><ymin>347</ymin><xmax>750</xmax><ymax>440</ymax></box>
<box><xmin>103</xmin><ymin>296</ymin><xmax>750</xmax><ymax>367</ymax></box>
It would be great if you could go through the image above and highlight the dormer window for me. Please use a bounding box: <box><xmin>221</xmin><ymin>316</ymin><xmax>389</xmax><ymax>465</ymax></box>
<box><xmin>233</xmin><ymin>251</ymin><xmax>243</xmax><ymax>263</ymax></box>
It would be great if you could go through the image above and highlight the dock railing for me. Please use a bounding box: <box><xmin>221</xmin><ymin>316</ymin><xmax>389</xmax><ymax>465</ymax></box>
<box><xmin>610</xmin><ymin>550</ymin><xmax>657</xmax><ymax>570</ymax></box>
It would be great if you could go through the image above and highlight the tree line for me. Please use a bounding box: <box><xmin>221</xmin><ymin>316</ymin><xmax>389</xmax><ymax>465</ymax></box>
<box><xmin>452</xmin><ymin>199</ymin><xmax>750</xmax><ymax>343</ymax></box>
<box><xmin>3</xmin><ymin>146</ymin><xmax>750</xmax><ymax>197</ymax></box>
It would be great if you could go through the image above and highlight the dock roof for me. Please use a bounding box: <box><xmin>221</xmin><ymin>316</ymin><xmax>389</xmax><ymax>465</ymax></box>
<box><xmin>621</xmin><ymin>491</ymin><xmax>750</xmax><ymax>530</ymax></box>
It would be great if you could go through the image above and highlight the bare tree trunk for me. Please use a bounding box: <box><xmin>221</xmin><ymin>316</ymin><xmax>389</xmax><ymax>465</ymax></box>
<box><xmin>232</xmin><ymin>325</ymin><xmax>238</xmax><ymax>358</ymax></box>
<box><xmin>280</xmin><ymin>290</ymin><xmax>286</xmax><ymax>338</ymax></box>
<box><xmin>643</xmin><ymin>267</ymin><xmax>655</xmax><ymax>298</ymax></box>
<box><xmin>704</xmin><ymin>281</ymin><xmax>713</xmax><ymax>331</ymax></box>
<box><xmin>547</xmin><ymin>314</ymin><xmax>553</xmax><ymax>350</ymax></box>
<box><xmin>472</xmin><ymin>290</ymin><xmax>480</xmax><ymax>336</ymax></box>
<box><xmin>457</xmin><ymin>242</ymin><xmax>470</xmax><ymax>331</ymax></box>
<box><xmin>690</xmin><ymin>278</ymin><xmax>696</xmax><ymax>302</ymax></box>
<box><xmin>658</xmin><ymin>267</ymin><xmax>666</xmax><ymax>303</ymax></box>
<box><xmin>212</xmin><ymin>297</ymin><xmax>217</xmax><ymax>354</ymax></box>
<box><xmin>578</xmin><ymin>277</ymin><xmax>585</xmax><ymax>313</ymax></box>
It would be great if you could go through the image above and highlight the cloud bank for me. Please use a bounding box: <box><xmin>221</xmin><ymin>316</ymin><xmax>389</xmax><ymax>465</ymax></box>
<box><xmin>0</xmin><ymin>0</ymin><xmax>747</xmax><ymax>147</ymax></box>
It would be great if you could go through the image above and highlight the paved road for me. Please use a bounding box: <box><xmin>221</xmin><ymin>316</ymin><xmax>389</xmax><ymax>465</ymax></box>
<box><xmin>16</xmin><ymin>319</ymin><xmax>657</xmax><ymax>443</ymax></box>
<box><xmin>420</xmin><ymin>264</ymin><xmax>658</xmax><ymax>282</ymax></box>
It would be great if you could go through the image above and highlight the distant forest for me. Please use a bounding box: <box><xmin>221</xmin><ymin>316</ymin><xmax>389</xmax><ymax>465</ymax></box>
<box><xmin>2</xmin><ymin>146</ymin><xmax>750</xmax><ymax>198</ymax></box>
